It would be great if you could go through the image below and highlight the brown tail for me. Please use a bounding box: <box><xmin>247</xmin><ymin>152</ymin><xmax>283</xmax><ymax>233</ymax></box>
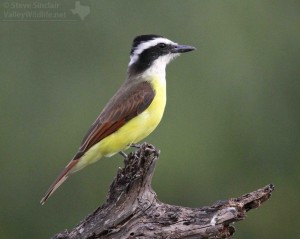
<box><xmin>40</xmin><ymin>160</ymin><xmax>79</xmax><ymax>205</ymax></box>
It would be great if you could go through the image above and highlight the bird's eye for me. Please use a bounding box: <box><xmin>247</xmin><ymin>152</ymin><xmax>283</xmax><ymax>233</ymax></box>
<box><xmin>158</xmin><ymin>43</ymin><xmax>166</xmax><ymax>48</ymax></box>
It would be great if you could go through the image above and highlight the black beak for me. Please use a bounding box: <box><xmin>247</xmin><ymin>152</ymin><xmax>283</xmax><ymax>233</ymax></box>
<box><xmin>171</xmin><ymin>44</ymin><xmax>196</xmax><ymax>53</ymax></box>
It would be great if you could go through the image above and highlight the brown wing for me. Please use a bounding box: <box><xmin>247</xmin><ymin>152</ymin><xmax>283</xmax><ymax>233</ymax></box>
<box><xmin>73</xmin><ymin>80</ymin><xmax>155</xmax><ymax>160</ymax></box>
<box><xmin>40</xmin><ymin>80</ymin><xmax>155</xmax><ymax>204</ymax></box>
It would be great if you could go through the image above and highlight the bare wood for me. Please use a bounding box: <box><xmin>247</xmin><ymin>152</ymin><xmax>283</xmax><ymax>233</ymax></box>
<box><xmin>52</xmin><ymin>143</ymin><xmax>274</xmax><ymax>239</ymax></box>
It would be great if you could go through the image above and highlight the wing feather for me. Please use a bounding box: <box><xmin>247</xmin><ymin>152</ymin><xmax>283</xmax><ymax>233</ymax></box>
<box><xmin>41</xmin><ymin>80</ymin><xmax>155</xmax><ymax>204</ymax></box>
<box><xmin>74</xmin><ymin>81</ymin><xmax>155</xmax><ymax>160</ymax></box>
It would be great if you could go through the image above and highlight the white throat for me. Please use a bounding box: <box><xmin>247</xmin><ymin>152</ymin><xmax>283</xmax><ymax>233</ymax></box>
<box><xmin>140</xmin><ymin>53</ymin><xmax>179</xmax><ymax>82</ymax></box>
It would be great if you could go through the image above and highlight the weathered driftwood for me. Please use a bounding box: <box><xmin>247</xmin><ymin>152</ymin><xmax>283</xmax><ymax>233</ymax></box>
<box><xmin>53</xmin><ymin>143</ymin><xmax>274</xmax><ymax>239</ymax></box>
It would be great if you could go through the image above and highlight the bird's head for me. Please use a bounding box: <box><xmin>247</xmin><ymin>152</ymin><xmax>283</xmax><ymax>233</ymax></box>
<box><xmin>128</xmin><ymin>34</ymin><xmax>195</xmax><ymax>77</ymax></box>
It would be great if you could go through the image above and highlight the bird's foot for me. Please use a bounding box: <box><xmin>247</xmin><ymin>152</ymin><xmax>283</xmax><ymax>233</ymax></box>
<box><xmin>130</xmin><ymin>143</ymin><xmax>141</xmax><ymax>149</ymax></box>
<box><xmin>119</xmin><ymin>151</ymin><xmax>127</xmax><ymax>158</ymax></box>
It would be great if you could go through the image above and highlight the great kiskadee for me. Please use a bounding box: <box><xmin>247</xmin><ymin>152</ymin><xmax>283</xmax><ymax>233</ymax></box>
<box><xmin>40</xmin><ymin>34</ymin><xmax>195</xmax><ymax>204</ymax></box>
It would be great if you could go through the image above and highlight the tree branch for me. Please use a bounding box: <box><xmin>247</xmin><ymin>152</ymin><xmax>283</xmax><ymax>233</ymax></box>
<box><xmin>52</xmin><ymin>143</ymin><xmax>274</xmax><ymax>239</ymax></box>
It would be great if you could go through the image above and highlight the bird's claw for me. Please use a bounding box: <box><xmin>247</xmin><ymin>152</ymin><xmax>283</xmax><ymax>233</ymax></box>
<box><xmin>129</xmin><ymin>143</ymin><xmax>141</xmax><ymax>148</ymax></box>
<box><xmin>119</xmin><ymin>151</ymin><xmax>127</xmax><ymax>158</ymax></box>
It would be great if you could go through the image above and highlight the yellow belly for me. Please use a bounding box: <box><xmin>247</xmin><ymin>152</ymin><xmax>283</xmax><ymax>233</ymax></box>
<box><xmin>74</xmin><ymin>76</ymin><xmax>166</xmax><ymax>171</ymax></box>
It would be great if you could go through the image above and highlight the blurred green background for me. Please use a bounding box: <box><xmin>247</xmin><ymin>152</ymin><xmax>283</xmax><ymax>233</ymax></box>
<box><xmin>1</xmin><ymin>0</ymin><xmax>299</xmax><ymax>238</ymax></box>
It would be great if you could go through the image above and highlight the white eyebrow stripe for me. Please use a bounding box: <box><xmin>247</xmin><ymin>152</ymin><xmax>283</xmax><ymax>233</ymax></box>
<box><xmin>133</xmin><ymin>38</ymin><xmax>177</xmax><ymax>56</ymax></box>
<box><xmin>129</xmin><ymin>38</ymin><xmax>177</xmax><ymax>66</ymax></box>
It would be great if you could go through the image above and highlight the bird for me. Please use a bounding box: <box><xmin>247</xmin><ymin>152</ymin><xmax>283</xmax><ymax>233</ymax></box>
<box><xmin>40</xmin><ymin>34</ymin><xmax>195</xmax><ymax>204</ymax></box>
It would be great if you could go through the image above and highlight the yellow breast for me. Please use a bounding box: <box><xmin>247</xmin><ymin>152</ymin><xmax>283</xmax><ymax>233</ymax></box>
<box><xmin>74</xmin><ymin>75</ymin><xmax>166</xmax><ymax>171</ymax></box>
<box><xmin>132</xmin><ymin>75</ymin><xmax>167</xmax><ymax>142</ymax></box>
<box><xmin>101</xmin><ymin>75</ymin><xmax>166</xmax><ymax>153</ymax></box>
